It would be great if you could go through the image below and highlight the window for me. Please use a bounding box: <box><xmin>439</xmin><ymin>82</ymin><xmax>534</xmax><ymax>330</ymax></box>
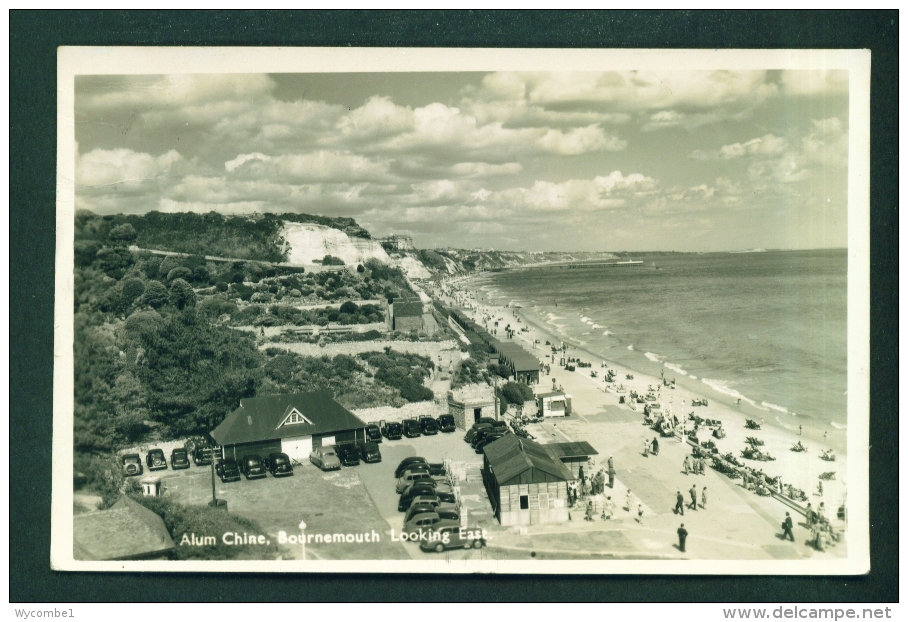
<box><xmin>519</xmin><ymin>495</ymin><xmax>529</xmax><ymax>510</ymax></box>
<box><xmin>538</xmin><ymin>493</ymin><xmax>549</xmax><ymax>510</ymax></box>
<box><xmin>279</xmin><ymin>407</ymin><xmax>312</xmax><ymax>427</ymax></box>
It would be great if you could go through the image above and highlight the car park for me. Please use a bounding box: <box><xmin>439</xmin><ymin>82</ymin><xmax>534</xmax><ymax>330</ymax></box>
<box><xmin>469</xmin><ymin>428</ymin><xmax>500</xmax><ymax>449</ymax></box>
<box><xmin>263</xmin><ymin>452</ymin><xmax>294</xmax><ymax>477</ymax></box>
<box><xmin>380</xmin><ymin>420</ymin><xmax>403</xmax><ymax>440</ymax></box>
<box><xmin>334</xmin><ymin>443</ymin><xmax>361</xmax><ymax>467</ymax></box>
<box><xmin>402</xmin><ymin>512</ymin><xmax>444</xmax><ymax>538</ymax></box>
<box><xmin>394</xmin><ymin>457</ymin><xmax>428</xmax><ymax>478</ymax></box>
<box><xmin>215</xmin><ymin>458</ymin><xmax>241</xmax><ymax>483</ymax></box>
<box><xmin>419</xmin><ymin>520</ymin><xmax>486</xmax><ymax>553</ymax></box>
<box><xmin>120</xmin><ymin>453</ymin><xmax>143</xmax><ymax>477</ymax></box>
<box><xmin>419</xmin><ymin>416</ymin><xmax>439</xmax><ymax>435</ymax></box>
<box><xmin>170</xmin><ymin>448</ymin><xmax>191</xmax><ymax>470</ymax></box>
<box><xmin>364</xmin><ymin>422</ymin><xmax>383</xmax><ymax>443</ymax></box>
<box><xmin>145</xmin><ymin>448</ymin><xmax>168</xmax><ymax>471</ymax></box>
<box><xmin>437</xmin><ymin>415</ymin><xmax>456</xmax><ymax>433</ymax></box>
<box><xmin>358</xmin><ymin>441</ymin><xmax>382</xmax><ymax>463</ymax></box>
<box><xmin>402</xmin><ymin>418</ymin><xmax>422</xmax><ymax>438</ymax></box>
<box><xmin>239</xmin><ymin>454</ymin><xmax>267</xmax><ymax>480</ymax></box>
<box><xmin>309</xmin><ymin>447</ymin><xmax>342</xmax><ymax>471</ymax></box>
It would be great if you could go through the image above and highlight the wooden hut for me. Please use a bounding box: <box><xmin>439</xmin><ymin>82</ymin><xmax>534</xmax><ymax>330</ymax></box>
<box><xmin>481</xmin><ymin>435</ymin><xmax>574</xmax><ymax>526</ymax></box>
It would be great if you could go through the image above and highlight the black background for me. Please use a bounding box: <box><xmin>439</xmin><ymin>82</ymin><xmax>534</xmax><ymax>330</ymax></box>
<box><xmin>10</xmin><ymin>10</ymin><xmax>898</xmax><ymax>603</ymax></box>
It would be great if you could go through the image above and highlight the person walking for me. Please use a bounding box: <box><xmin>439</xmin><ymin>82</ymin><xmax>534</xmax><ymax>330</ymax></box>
<box><xmin>651</xmin><ymin>437</ymin><xmax>659</xmax><ymax>456</ymax></box>
<box><xmin>643</xmin><ymin>438</ymin><xmax>650</xmax><ymax>457</ymax></box>
<box><xmin>782</xmin><ymin>512</ymin><xmax>795</xmax><ymax>541</ymax></box>
<box><xmin>689</xmin><ymin>485</ymin><xmax>698</xmax><ymax>511</ymax></box>
<box><xmin>700</xmin><ymin>487</ymin><xmax>707</xmax><ymax>510</ymax></box>
<box><xmin>602</xmin><ymin>496</ymin><xmax>614</xmax><ymax>520</ymax></box>
<box><xmin>674</xmin><ymin>490</ymin><xmax>685</xmax><ymax>515</ymax></box>
<box><xmin>608</xmin><ymin>455</ymin><xmax>614</xmax><ymax>471</ymax></box>
<box><xmin>682</xmin><ymin>455</ymin><xmax>690</xmax><ymax>475</ymax></box>
<box><xmin>677</xmin><ymin>524</ymin><xmax>688</xmax><ymax>552</ymax></box>
<box><xmin>608</xmin><ymin>463</ymin><xmax>616</xmax><ymax>489</ymax></box>
<box><xmin>625</xmin><ymin>490</ymin><xmax>633</xmax><ymax>512</ymax></box>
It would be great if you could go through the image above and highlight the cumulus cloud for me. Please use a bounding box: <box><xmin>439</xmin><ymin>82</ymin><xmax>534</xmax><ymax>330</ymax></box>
<box><xmin>76</xmin><ymin>148</ymin><xmax>182</xmax><ymax>187</ymax></box>
<box><xmin>719</xmin><ymin>134</ymin><xmax>789</xmax><ymax>159</ymax></box>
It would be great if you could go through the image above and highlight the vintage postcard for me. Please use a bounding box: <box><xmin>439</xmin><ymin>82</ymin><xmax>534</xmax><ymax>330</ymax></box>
<box><xmin>53</xmin><ymin>47</ymin><xmax>870</xmax><ymax>573</ymax></box>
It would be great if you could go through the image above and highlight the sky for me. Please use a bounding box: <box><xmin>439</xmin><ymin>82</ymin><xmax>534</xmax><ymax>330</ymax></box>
<box><xmin>74</xmin><ymin>70</ymin><xmax>849</xmax><ymax>252</ymax></box>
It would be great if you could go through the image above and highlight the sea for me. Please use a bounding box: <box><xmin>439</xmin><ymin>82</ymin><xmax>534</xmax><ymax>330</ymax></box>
<box><xmin>477</xmin><ymin>249</ymin><xmax>848</xmax><ymax>444</ymax></box>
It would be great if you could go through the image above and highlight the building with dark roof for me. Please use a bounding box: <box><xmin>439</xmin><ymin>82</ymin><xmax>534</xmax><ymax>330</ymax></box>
<box><xmin>545</xmin><ymin>441</ymin><xmax>599</xmax><ymax>478</ymax></box>
<box><xmin>73</xmin><ymin>496</ymin><xmax>175</xmax><ymax>561</ymax></box>
<box><xmin>391</xmin><ymin>293</ymin><xmax>426</xmax><ymax>332</ymax></box>
<box><xmin>481</xmin><ymin>434</ymin><xmax>575</xmax><ymax>526</ymax></box>
<box><xmin>211</xmin><ymin>391</ymin><xmax>367</xmax><ymax>463</ymax></box>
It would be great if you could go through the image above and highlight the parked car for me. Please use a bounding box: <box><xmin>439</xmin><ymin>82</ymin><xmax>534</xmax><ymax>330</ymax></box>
<box><xmin>396</xmin><ymin>471</ymin><xmax>436</xmax><ymax>494</ymax></box>
<box><xmin>262</xmin><ymin>452</ymin><xmax>294</xmax><ymax>477</ymax></box>
<box><xmin>464</xmin><ymin>423</ymin><xmax>493</xmax><ymax>444</ymax></box>
<box><xmin>364</xmin><ymin>422</ymin><xmax>383</xmax><ymax>443</ymax></box>
<box><xmin>402</xmin><ymin>418</ymin><xmax>422</xmax><ymax>438</ymax></box>
<box><xmin>358</xmin><ymin>442</ymin><xmax>382</xmax><ymax>463</ymax></box>
<box><xmin>402</xmin><ymin>512</ymin><xmax>445</xmax><ymax>538</ymax></box>
<box><xmin>120</xmin><ymin>453</ymin><xmax>143</xmax><ymax>477</ymax></box>
<box><xmin>394</xmin><ymin>457</ymin><xmax>428</xmax><ymax>479</ymax></box>
<box><xmin>475</xmin><ymin>417</ymin><xmax>498</xmax><ymax>427</ymax></box>
<box><xmin>470</xmin><ymin>428</ymin><xmax>500</xmax><ymax>449</ymax></box>
<box><xmin>381</xmin><ymin>420</ymin><xmax>403</xmax><ymax>440</ymax></box>
<box><xmin>192</xmin><ymin>444</ymin><xmax>215</xmax><ymax>467</ymax></box>
<box><xmin>170</xmin><ymin>448</ymin><xmax>191</xmax><ymax>470</ymax></box>
<box><xmin>404</xmin><ymin>496</ymin><xmax>460</xmax><ymax>523</ymax></box>
<box><xmin>490</xmin><ymin>420</ymin><xmax>509</xmax><ymax>432</ymax></box>
<box><xmin>419</xmin><ymin>416</ymin><xmax>439</xmax><ymax>435</ymax></box>
<box><xmin>215</xmin><ymin>458</ymin><xmax>241</xmax><ymax>483</ymax></box>
<box><xmin>239</xmin><ymin>454</ymin><xmax>267</xmax><ymax>480</ymax></box>
<box><xmin>474</xmin><ymin>433</ymin><xmax>507</xmax><ymax>454</ymax></box>
<box><xmin>399</xmin><ymin>482</ymin><xmax>456</xmax><ymax>511</ymax></box>
<box><xmin>419</xmin><ymin>520</ymin><xmax>486</xmax><ymax>553</ymax></box>
<box><xmin>309</xmin><ymin>447</ymin><xmax>341</xmax><ymax>471</ymax></box>
<box><xmin>145</xmin><ymin>448</ymin><xmax>168</xmax><ymax>471</ymax></box>
<box><xmin>437</xmin><ymin>414</ymin><xmax>456</xmax><ymax>433</ymax></box>
<box><xmin>334</xmin><ymin>443</ymin><xmax>361</xmax><ymax>467</ymax></box>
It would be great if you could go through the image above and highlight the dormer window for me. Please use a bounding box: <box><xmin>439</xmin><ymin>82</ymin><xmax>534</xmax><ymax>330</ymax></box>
<box><xmin>279</xmin><ymin>407</ymin><xmax>312</xmax><ymax>427</ymax></box>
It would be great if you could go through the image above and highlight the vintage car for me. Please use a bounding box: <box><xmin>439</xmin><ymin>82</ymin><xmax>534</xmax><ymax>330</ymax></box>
<box><xmin>238</xmin><ymin>454</ymin><xmax>267</xmax><ymax>480</ymax></box>
<box><xmin>474</xmin><ymin>433</ymin><xmax>507</xmax><ymax>454</ymax></box>
<box><xmin>215</xmin><ymin>458</ymin><xmax>241</xmax><ymax>483</ymax></box>
<box><xmin>394</xmin><ymin>457</ymin><xmax>428</xmax><ymax>479</ymax></box>
<box><xmin>437</xmin><ymin>414</ymin><xmax>456</xmax><ymax>433</ymax></box>
<box><xmin>364</xmin><ymin>422</ymin><xmax>383</xmax><ymax>443</ymax></box>
<box><xmin>334</xmin><ymin>443</ymin><xmax>361</xmax><ymax>467</ymax></box>
<box><xmin>262</xmin><ymin>452</ymin><xmax>294</xmax><ymax>477</ymax></box>
<box><xmin>399</xmin><ymin>482</ymin><xmax>456</xmax><ymax>511</ymax></box>
<box><xmin>120</xmin><ymin>453</ymin><xmax>144</xmax><ymax>477</ymax></box>
<box><xmin>402</xmin><ymin>418</ymin><xmax>422</xmax><ymax>438</ymax></box>
<box><xmin>358</xmin><ymin>442</ymin><xmax>382</xmax><ymax>464</ymax></box>
<box><xmin>464</xmin><ymin>423</ymin><xmax>493</xmax><ymax>444</ymax></box>
<box><xmin>404</xmin><ymin>496</ymin><xmax>460</xmax><ymax>523</ymax></box>
<box><xmin>170</xmin><ymin>448</ymin><xmax>191</xmax><ymax>470</ymax></box>
<box><xmin>402</xmin><ymin>512</ymin><xmax>445</xmax><ymax>538</ymax></box>
<box><xmin>419</xmin><ymin>520</ymin><xmax>486</xmax><ymax>553</ymax></box>
<box><xmin>145</xmin><ymin>448</ymin><xmax>168</xmax><ymax>471</ymax></box>
<box><xmin>309</xmin><ymin>447</ymin><xmax>342</xmax><ymax>471</ymax></box>
<box><xmin>396</xmin><ymin>470</ymin><xmax>436</xmax><ymax>494</ymax></box>
<box><xmin>191</xmin><ymin>444</ymin><xmax>215</xmax><ymax>467</ymax></box>
<box><xmin>380</xmin><ymin>420</ymin><xmax>403</xmax><ymax>440</ymax></box>
<box><xmin>419</xmin><ymin>416</ymin><xmax>439</xmax><ymax>435</ymax></box>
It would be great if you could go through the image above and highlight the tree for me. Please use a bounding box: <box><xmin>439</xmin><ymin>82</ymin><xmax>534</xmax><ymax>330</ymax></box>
<box><xmin>95</xmin><ymin>247</ymin><xmax>134</xmax><ymax>279</ymax></box>
<box><xmin>501</xmin><ymin>381</ymin><xmax>534</xmax><ymax>406</ymax></box>
<box><xmin>141</xmin><ymin>280</ymin><xmax>169</xmax><ymax>308</ymax></box>
<box><xmin>339</xmin><ymin>301</ymin><xmax>359</xmax><ymax>314</ymax></box>
<box><xmin>108</xmin><ymin>223</ymin><xmax>137</xmax><ymax>245</ymax></box>
<box><xmin>321</xmin><ymin>254</ymin><xmax>345</xmax><ymax>266</ymax></box>
<box><xmin>356</xmin><ymin>264</ymin><xmax>365</xmax><ymax>273</ymax></box>
<box><xmin>166</xmin><ymin>266</ymin><xmax>193</xmax><ymax>282</ymax></box>
<box><xmin>120</xmin><ymin>277</ymin><xmax>145</xmax><ymax>306</ymax></box>
<box><xmin>169</xmin><ymin>278</ymin><xmax>196</xmax><ymax>309</ymax></box>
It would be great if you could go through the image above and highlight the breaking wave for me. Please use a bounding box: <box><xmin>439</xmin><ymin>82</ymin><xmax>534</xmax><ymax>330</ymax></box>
<box><xmin>664</xmin><ymin>363</ymin><xmax>688</xmax><ymax>376</ymax></box>
<box><xmin>700</xmin><ymin>378</ymin><xmax>764</xmax><ymax>409</ymax></box>
<box><xmin>644</xmin><ymin>352</ymin><xmax>663</xmax><ymax>363</ymax></box>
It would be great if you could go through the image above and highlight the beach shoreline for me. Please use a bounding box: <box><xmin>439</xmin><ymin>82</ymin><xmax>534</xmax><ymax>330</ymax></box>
<box><xmin>445</xmin><ymin>274</ymin><xmax>848</xmax><ymax>526</ymax></box>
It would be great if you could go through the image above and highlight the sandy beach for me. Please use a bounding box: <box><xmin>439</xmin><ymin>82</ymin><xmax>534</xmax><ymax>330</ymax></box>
<box><xmin>436</xmin><ymin>275</ymin><xmax>848</xmax><ymax>553</ymax></box>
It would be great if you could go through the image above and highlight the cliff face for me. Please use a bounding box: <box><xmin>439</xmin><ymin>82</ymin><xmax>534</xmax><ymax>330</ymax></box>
<box><xmin>280</xmin><ymin>222</ymin><xmax>392</xmax><ymax>266</ymax></box>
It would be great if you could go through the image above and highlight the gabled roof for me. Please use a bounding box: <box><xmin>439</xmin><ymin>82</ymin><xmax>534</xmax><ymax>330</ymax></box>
<box><xmin>483</xmin><ymin>434</ymin><xmax>575</xmax><ymax>486</ymax></box>
<box><xmin>545</xmin><ymin>441</ymin><xmax>599</xmax><ymax>460</ymax></box>
<box><xmin>211</xmin><ymin>391</ymin><xmax>366</xmax><ymax>446</ymax></box>
<box><xmin>73</xmin><ymin>496</ymin><xmax>174</xmax><ymax>561</ymax></box>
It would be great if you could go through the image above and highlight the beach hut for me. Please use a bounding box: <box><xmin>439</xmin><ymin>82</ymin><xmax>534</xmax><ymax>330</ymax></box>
<box><xmin>536</xmin><ymin>391</ymin><xmax>572</xmax><ymax>418</ymax></box>
<box><xmin>544</xmin><ymin>441</ymin><xmax>600</xmax><ymax>478</ymax></box>
<box><xmin>481</xmin><ymin>435</ymin><xmax>574</xmax><ymax>526</ymax></box>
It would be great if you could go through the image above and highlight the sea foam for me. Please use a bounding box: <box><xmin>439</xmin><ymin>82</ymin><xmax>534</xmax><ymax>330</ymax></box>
<box><xmin>700</xmin><ymin>378</ymin><xmax>764</xmax><ymax>409</ymax></box>
<box><xmin>664</xmin><ymin>363</ymin><xmax>688</xmax><ymax>376</ymax></box>
<box><xmin>644</xmin><ymin>352</ymin><xmax>663</xmax><ymax>363</ymax></box>
<box><xmin>761</xmin><ymin>401</ymin><xmax>790</xmax><ymax>414</ymax></box>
